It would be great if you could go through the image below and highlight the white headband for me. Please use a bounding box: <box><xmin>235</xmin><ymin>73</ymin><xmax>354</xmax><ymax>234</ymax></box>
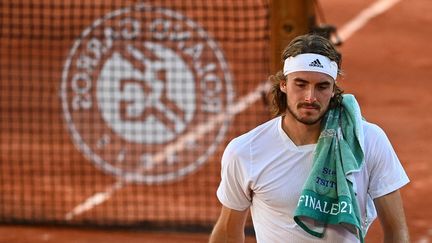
<box><xmin>283</xmin><ymin>53</ymin><xmax>338</xmax><ymax>80</ymax></box>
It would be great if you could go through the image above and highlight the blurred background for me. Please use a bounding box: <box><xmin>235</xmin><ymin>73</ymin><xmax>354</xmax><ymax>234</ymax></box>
<box><xmin>1</xmin><ymin>0</ymin><xmax>431</xmax><ymax>242</ymax></box>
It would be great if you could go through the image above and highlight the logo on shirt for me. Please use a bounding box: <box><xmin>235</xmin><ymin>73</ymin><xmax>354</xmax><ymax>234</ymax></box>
<box><xmin>60</xmin><ymin>3</ymin><xmax>233</xmax><ymax>184</ymax></box>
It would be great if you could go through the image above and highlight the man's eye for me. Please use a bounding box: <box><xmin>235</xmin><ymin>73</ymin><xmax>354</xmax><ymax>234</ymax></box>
<box><xmin>318</xmin><ymin>85</ymin><xmax>329</xmax><ymax>90</ymax></box>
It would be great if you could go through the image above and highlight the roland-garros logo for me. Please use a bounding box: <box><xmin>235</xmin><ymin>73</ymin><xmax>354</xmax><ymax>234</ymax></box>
<box><xmin>61</xmin><ymin>3</ymin><xmax>233</xmax><ymax>184</ymax></box>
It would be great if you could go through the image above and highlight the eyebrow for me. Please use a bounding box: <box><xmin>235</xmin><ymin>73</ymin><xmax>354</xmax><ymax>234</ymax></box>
<box><xmin>293</xmin><ymin>77</ymin><xmax>332</xmax><ymax>85</ymax></box>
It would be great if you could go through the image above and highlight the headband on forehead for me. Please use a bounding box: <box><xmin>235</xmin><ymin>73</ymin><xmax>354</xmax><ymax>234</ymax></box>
<box><xmin>283</xmin><ymin>53</ymin><xmax>338</xmax><ymax>80</ymax></box>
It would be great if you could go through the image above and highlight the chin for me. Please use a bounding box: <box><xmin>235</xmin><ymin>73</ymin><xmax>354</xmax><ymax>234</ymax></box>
<box><xmin>299</xmin><ymin>118</ymin><xmax>321</xmax><ymax>125</ymax></box>
<box><xmin>298</xmin><ymin>113</ymin><xmax>325</xmax><ymax>125</ymax></box>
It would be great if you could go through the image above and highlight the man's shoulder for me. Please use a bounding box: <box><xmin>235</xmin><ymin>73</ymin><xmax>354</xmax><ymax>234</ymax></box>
<box><xmin>361</xmin><ymin>119</ymin><xmax>396</xmax><ymax>158</ymax></box>
<box><xmin>361</xmin><ymin>120</ymin><xmax>388</xmax><ymax>141</ymax></box>
<box><xmin>227</xmin><ymin>116</ymin><xmax>280</xmax><ymax>152</ymax></box>
<box><xmin>234</xmin><ymin>116</ymin><xmax>280</xmax><ymax>142</ymax></box>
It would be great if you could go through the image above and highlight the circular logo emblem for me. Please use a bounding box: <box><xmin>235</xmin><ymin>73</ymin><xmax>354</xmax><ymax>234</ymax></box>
<box><xmin>61</xmin><ymin>3</ymin><xmax>233</xmax><ymax>184</ymax></box>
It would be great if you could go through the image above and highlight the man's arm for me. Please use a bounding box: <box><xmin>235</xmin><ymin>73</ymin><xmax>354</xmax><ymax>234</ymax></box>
<box><xmin>374</xmin><ymin>189</ymin><xmax>409</xmax><ymax>243</ymax></box>
<box><xmin>209</xmin><ymin>206</ymin><xmax>249</xmax><ymax>243</ymax></box>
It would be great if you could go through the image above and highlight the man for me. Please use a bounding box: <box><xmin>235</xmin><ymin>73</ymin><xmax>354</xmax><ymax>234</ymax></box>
<box><xmin>209</xmin><ymin>34</ymin><xmax>409</xmax><ymax>243</ymax></box>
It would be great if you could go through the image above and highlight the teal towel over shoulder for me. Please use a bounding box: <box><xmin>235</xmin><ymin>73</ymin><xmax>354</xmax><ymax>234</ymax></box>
<box><xmin>294</xmin><ymin>94</ymin><xmax>365</xmax><ymax>242</ymax></box>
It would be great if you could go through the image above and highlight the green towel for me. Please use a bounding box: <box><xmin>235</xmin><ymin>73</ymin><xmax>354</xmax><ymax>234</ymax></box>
<box><xmin>293</xmin><ymin>94</ymin><xmax>365</xmax><ymax>242</ymax></box>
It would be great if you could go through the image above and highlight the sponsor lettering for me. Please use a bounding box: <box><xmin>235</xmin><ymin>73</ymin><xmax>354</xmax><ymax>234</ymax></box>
<box><xmin>297</xmin><ymin>195</ymin><xmax>353</xmax><ymax>216</ymax></box>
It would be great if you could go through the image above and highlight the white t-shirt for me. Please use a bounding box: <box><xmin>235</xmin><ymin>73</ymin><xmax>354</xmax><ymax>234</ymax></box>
<box><xmin>216</xmin><ymin>116</ymin><xmax>409</xmax><ymax>243</ymax></box>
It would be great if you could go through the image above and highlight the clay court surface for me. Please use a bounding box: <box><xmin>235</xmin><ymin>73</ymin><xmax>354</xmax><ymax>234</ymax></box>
<box><xmin>1</xmin><ymin>0</ymin><xmax>431</xmax><ymax>242</ymax></box>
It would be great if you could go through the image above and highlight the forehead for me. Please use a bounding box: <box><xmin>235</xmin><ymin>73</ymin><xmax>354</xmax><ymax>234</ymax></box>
<box><xmin>286</xmin><ymin>71</ymin><xmax>335</xmax><ymax>84</ymax></box>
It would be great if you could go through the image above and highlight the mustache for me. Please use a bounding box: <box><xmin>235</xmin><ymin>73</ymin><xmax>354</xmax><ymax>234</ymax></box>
<box><xmin>298</xmin><ymin>102</ymin><xmax>321</xmax><ymax>109</ymax></box>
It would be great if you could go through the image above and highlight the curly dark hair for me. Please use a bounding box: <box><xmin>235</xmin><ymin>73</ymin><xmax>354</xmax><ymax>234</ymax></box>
<box><xmin>268</xmin><ymin>34</ymin><xmax>344</xmax><ymax>117</ymax></box>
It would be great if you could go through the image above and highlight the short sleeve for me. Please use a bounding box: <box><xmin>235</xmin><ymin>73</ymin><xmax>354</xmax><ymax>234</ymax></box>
<box><xmin>365</xmin><ymin>123</ymin><xmax>410</xmax><ymax>199</ymax></box>
<box><xmin>216</xmin><ymin>139</ymin><xmax>252</xmax><ymax>211</ymax></box>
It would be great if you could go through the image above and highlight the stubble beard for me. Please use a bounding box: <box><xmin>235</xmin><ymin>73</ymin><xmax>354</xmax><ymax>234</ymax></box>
<box><xmin>286</xmin><ymin>102</ymin><xmax>328</xmax><ymax>125</ymax></box>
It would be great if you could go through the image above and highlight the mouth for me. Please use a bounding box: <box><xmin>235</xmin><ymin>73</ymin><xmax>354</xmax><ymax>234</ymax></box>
<box><xmin>298</xmin><ymin>103</ymin><xmax>320</xmax><ymax>110</ymax></box>
<box><xmin>301</xmin><ymin>105</ymin><xmax>319</xmax><ymax>110</ymax></box>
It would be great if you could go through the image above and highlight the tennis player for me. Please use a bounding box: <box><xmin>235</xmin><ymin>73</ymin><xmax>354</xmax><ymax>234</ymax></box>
<box><xmin>209</xmin><ymin>34</ymin><xmax>409</xmax><ymax>242</ymax></box>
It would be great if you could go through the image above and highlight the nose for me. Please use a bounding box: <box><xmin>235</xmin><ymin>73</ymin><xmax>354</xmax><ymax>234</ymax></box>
<box><xmin>305</xmin><ymin>88</ymin><xmax>317</xmax><ymax>103</ymax></box>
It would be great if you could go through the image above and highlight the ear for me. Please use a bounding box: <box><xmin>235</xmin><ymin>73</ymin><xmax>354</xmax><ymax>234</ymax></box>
<box><xmin>331</xmin><ymin>82</ymin><xmax>337</xmax><ymax>97</ymax></box>
<box><xmin>280</xmin><ymin>80</ymin><xmax>287</xmax><ymax>93</ymax></box>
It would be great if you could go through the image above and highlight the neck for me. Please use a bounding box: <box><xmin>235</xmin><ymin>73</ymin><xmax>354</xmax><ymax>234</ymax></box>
<box><xmin>281</xmin><ymin>114</ymin><xmax>322</xmax><ymax>146</ymax></box>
